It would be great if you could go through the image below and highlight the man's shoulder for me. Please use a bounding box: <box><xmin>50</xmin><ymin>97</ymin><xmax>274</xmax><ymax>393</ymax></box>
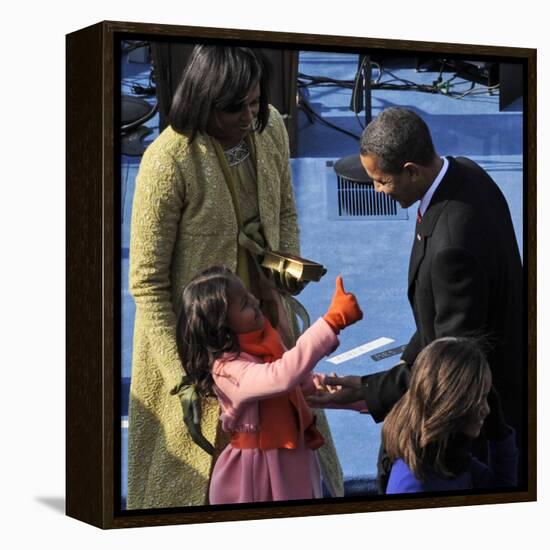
<box><xmin>446</xmin><ymin>156</ymin><xmax>502</xmax><ymax>198</ymax></box>
<box><xmin>438</xmin><ymin>157</ymin><xmax>504</xmax><ymax>217</ymax></box>
<box><xmin>431</xmin><ymin>158</ymin><xmax>512</xmax><ymax>250</ymax></box>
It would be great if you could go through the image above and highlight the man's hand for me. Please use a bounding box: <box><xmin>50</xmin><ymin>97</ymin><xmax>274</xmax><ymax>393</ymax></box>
<box><xmin>312</xmin><ymin>371</ymin><xmax>341</xmax><ymax>394</ymax></box>
<box><xmin>306</xmin><ymin>375</ymin><xmax>363</xmax><ymax>406</ymax></box>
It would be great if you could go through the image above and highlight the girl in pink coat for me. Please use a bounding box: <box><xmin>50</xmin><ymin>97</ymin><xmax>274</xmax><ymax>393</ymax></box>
<box><xmin>176</xmin><ymin>266</ymin><xmax>363</xmax><ymax>504</ymax></box>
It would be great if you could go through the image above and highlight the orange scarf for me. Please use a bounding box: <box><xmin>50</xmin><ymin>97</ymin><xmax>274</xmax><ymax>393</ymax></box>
<box><xmin>232</xmin><ymin>318</ymin><xmax>324</xmax><ymax>450</ymax></box>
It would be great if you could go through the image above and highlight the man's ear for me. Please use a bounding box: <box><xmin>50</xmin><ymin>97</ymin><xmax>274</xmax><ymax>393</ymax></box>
<box><xmin>403</xmin><ymin>162</ymin><xmax>421</xmax><ymax>180</ymax></box>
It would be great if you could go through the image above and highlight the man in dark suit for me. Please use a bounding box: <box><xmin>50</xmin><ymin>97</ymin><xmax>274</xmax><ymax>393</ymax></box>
<box><xmin>308</xmin><ymin>107</ymin><xmax>524</xmax><ymax>490</ymax></box>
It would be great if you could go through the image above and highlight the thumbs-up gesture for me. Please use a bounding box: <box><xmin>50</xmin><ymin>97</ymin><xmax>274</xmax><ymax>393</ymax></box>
<box><xmin>323</xmin><ymin>276</ymin><xmax>363</xmax><ymax>333</ymax></box>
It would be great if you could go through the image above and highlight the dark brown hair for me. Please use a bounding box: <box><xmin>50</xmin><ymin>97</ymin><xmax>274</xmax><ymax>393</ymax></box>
<box><xmin>359</xmin><ymin>107</ymin><xmax>436</xmax><ymax>174</ymax></box>
<box><xmin>382</xmin><ymin>337</ymin><xmax>492</xmax><ymax>481</ymax></box>
<box><xmin>176</xmin><ymin>266</ymin><xmax>240</xmax><ymax>398</ymax></box>
<box><xmin>168</xmin><ymin>45</ymin><xmax>271</xmax><ymax>141</ymax></box>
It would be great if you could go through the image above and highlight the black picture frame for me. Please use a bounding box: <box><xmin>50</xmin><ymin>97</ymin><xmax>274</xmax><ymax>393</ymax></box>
<box><xmin>66</xmin><ymin>20</ymin><xmax>536</xmax><ymax>529</ymax></box>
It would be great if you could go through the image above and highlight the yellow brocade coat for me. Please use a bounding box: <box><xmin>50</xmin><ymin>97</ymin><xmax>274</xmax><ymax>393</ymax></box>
<box><xmin>127</xmin><ymin>106</ymin><xmax>343</xmax><ymax>509</ymax></box>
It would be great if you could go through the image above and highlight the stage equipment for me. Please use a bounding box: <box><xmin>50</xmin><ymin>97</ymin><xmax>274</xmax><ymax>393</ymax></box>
<box><xmin>120</xmin><ymin>95</ymin><xmax>158</xmax><ymax>156</ymax></box>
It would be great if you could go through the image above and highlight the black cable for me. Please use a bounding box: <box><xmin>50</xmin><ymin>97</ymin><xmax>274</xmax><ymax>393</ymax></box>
<box><xmin>298</xmin><ymin>72</ymin><xmax>355</xmax><ymax>89</ymax></box>
<box><xmin>300</xmin><ymin>62</ymin><xmax>498</xmax><ymax>99</ymax></box>
<box><xmin>300</xmin><ymin>69</ymin><xmax>442</xmax><ymax>94</ymax></box>
<box><xmin>121</xmin><ymin>103</ymin><xmax>159</xmax><ymax>133</ymax></box>
<box><xmin>131</xmin><ymin>83</ymin><xmax>157</xmax><ymax>96</ymax></box>
<box><xmin>297</xmin><ymin>61</ymin><xmax>498</xmax><ymax>139</ymax></box>
<box><xmin>371</xmin><ymin>61</ymin><xmax>383</xmax><ymax>85</ymax></box>
<box><xmin>298</xmin><ymin>92</ymin><xmax>362</xmax><ymax>140</ymax></box>
<box><xmin>121</xmin><ymin>66</ymin><xmax>157</xmax><ymax>97</ymax></box>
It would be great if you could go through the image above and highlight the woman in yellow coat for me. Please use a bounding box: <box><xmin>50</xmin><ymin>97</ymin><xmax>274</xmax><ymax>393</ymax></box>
<box><xmin>127</xmin><ymin>45</ymin><xmax>343</xmax><ymax>509</ymax></box>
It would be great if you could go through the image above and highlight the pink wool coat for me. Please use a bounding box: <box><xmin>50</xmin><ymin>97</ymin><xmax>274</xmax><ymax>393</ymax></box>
<box><xmin>209</xmin><ymin>318</ymin><xmax>338</xmax><ymax>504</ymax></box>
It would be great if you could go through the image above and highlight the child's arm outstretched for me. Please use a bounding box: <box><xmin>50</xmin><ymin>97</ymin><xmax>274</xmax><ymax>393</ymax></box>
<box><xmin>214</xmin><ymin>277</ymin><xmax>362</xmax><ymax>407</ymax></box>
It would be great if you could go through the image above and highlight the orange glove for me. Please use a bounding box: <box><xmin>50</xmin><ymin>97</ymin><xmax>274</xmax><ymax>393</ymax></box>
<box><xmin>323</xmin><ymin>276</ymin><xmax>363</xmax><ymax>334</ymax></box>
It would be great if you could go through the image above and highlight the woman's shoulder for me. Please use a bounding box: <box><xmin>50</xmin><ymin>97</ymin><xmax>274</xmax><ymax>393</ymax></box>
<box><xmin>262</xmin><ymin>105</ymin><xmax>287</xmax><ymax>146</ymax></box>
<box><xmin>267</xmin><ymin>104</ymin><xmax>284</xmax><ymax>125</ymax></box>
<box><xmin>142</xmin><ymin>125</ymin><xmax>193</xmax><ymax>162</ymax></box>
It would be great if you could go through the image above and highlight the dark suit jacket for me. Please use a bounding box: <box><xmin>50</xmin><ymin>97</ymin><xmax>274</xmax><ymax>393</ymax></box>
<box><xmin>362</xmin><ymin>157</ymin><xmax>524</xmax><ymax>438</ymax></box>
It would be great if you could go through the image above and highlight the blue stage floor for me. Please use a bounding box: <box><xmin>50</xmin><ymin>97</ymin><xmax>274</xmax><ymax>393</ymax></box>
<box><xmin>119</xmin><ymin>49</ymin><xmax>524</xmax><ymax>504</ymax></box>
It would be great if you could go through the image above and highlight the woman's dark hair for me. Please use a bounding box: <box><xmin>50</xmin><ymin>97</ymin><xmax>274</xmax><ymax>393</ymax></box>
<box><xmin>382</xmin><ymin>337</ymin><xmax>492</xmax><ymax>481</ymax></box>
<box><xmin>359</xmin><ymin>107</ymin><xmax>436</xmax><ymax>174</ymax></box>
<box><xmin>176</xmin><ymin>266</ymin><xmax>240</xmax><ymax>398</ymax></box>
<box><xmin>168</xmin><ymin>45</ymin><xmax>271</xmax><ymax>141</ymax></box>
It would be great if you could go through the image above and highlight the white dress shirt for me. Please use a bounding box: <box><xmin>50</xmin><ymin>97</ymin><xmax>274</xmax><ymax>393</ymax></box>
<box><xmin>418</xmin><ymin>156</ymin><xmax>449</xmax><ymax>217</ymax></box>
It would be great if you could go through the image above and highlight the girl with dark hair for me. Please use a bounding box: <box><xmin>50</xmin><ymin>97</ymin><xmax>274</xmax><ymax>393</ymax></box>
<box><xmin>382</xmin><ymin>337</ymin><xmax>518</xmax><ymax>493</ymax></box>
<box><xmin>128</xmin><ymin>45</ymin><xmax>346</xmax><ymax>508</ymax></box>
<box><xmin>176</xmin><ymin>267</ymin><xmax>362</xmax><ymax>504</ymax></box>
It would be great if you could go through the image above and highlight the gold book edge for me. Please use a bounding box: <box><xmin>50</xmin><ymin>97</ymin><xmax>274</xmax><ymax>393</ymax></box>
<box><xmin>261</xmin><ymin>251</ymin><xmax>327</xmax><ymax>282</ymax></box>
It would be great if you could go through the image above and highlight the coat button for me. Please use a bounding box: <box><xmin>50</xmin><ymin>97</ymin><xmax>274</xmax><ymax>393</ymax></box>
<box><xmin>417</xmin><ymin>233</ymin><xmax>421</xmax><ymax>241</ymax></box>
